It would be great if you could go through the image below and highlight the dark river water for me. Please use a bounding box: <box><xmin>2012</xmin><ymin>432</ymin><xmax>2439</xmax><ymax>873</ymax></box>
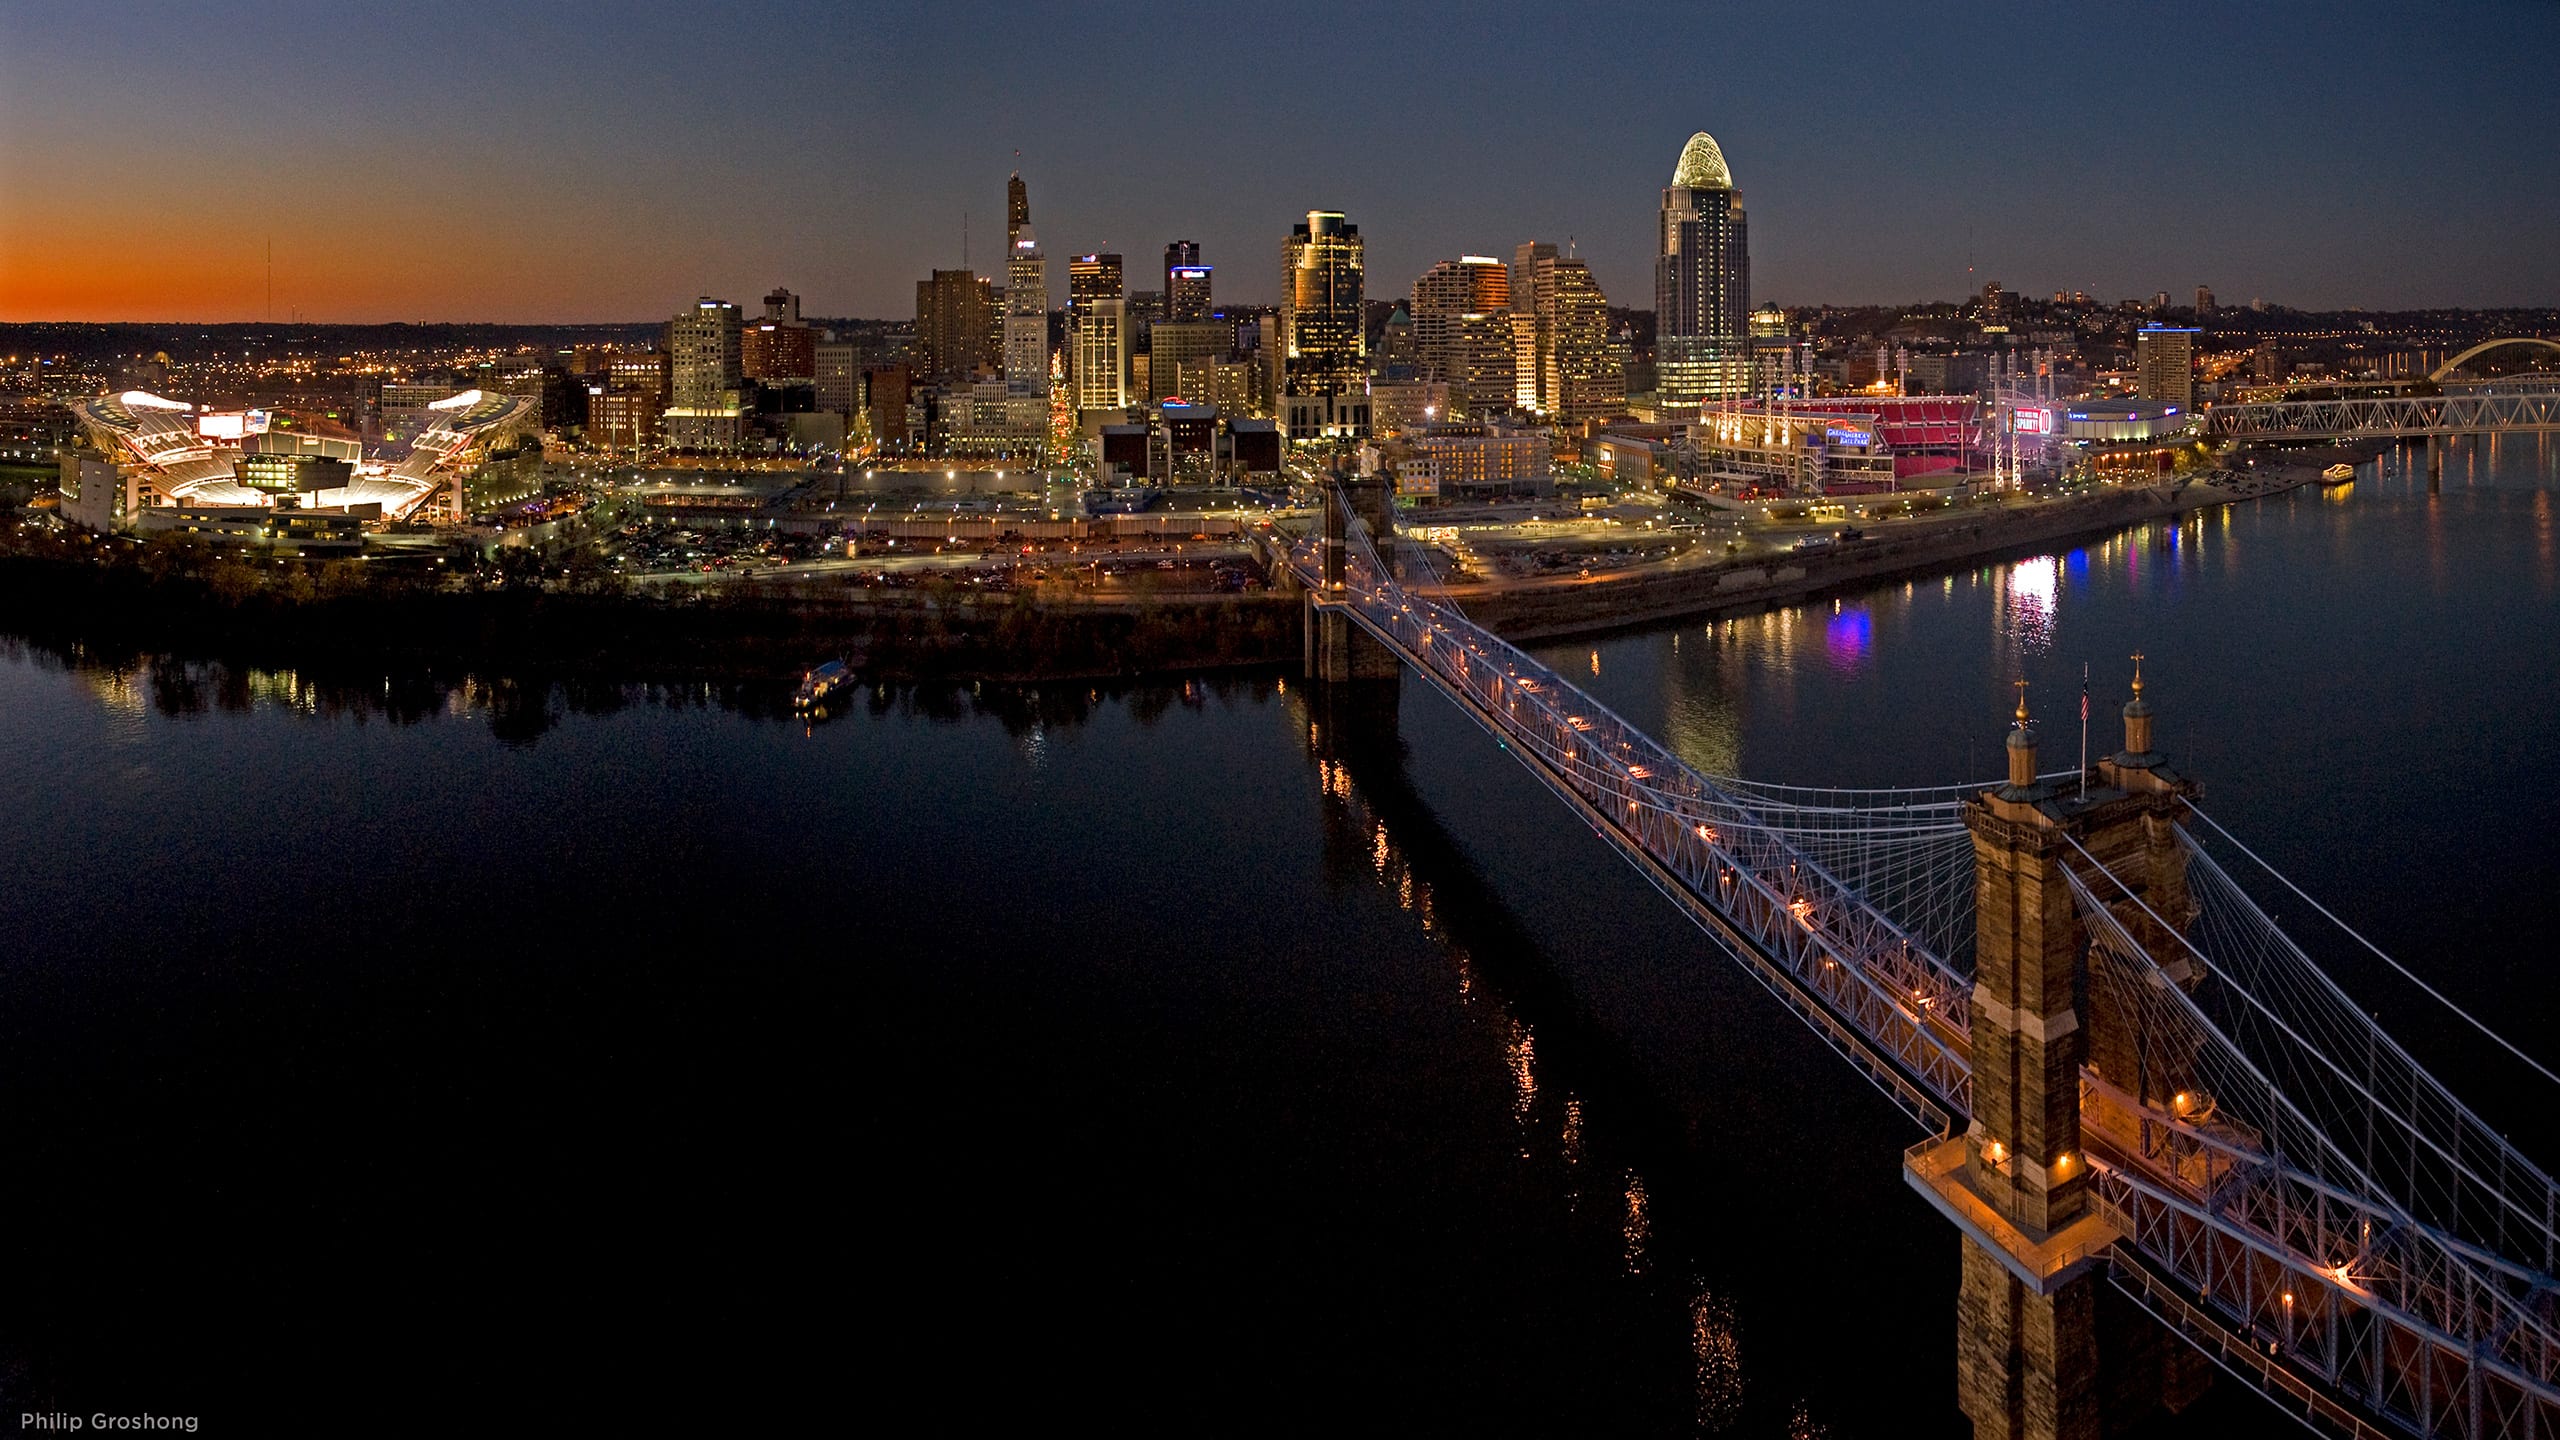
<box><xmin>3</xmin><ymin>434</ymin><xmax>2557</xmax><ymax>1435</ymax></box>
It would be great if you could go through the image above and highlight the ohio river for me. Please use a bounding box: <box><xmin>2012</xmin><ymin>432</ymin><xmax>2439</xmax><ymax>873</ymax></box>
<box><xmin>2</xmin><ymin>433</ymin><xmax>2554</xmax><ymax>1435</ymax></box>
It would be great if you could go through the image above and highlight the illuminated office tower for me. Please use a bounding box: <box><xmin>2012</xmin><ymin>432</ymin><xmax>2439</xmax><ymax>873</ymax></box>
<box><xmin>1069</xmin><ymin>252</ymin><xmax>1123</xmax><ymax>317</ymax></box>
<box><xmin>662</xmin><ymin>297</ymin><xmax>745</xmax><ymax>448</ymax></box>
<box><xmin>1003</xmin><ymin>175</ymin><xmax>1050</xmax><ymax>404</ymax></box>
<box><xmin>2137</xmin><ymin>324</ymin><xmax>2197</xmax><ymax>410</ymax></box>
<box><xmin>1655</xmin><ymin>130</ymin><xmax>1751</xmax><ymax>408</ymax></box>
<box><xmin>667</xmin><ymin>298</ymin><xmax>742</xmax><ymax>404</ymax></box>
<box><xmin>1512</xmin><ymin>242</ymin><xmax>1620</xmax><ymax>421</ymax></box>
<box><xmin>1005</xmin><ymin>223</ymin><xmax>1051</xmax><ymax>441</ymax></box>
<box><xmin>1074</xmin><ymin>299</ymin><xmax>1128</xmax><ymax>413</ymax></box>
<box><xmin>1164</xmin><ymin>241</ymin><xmax>1203</xmax><ymax>312</ymax></box>
<box><xmin>1167</xmin><ymin>262</ymin><xmax>1213</xmax><ymax>324</ymax></box>
<box><xmin>1067</xmin><ymin>251</ymin><xmax>1124</xmax><ymax>402</ymax></box>
<box><xmin>1279</xmin><ymin>209</ymin><xmax>1367</xmax><ymax>439</ymax></box>
<box><xmin>1510</xmin><ymin>242</ymin><xmax>1555</xmax><ymax>411</ymax></box>
<box><xmin>1411</xmin><ymin>256</ymin><xmax>1514</xmax><ymax>418</ymax></box>
<box><xmin>742</xmin><ymin>286</ymin><xmax>816</xmax><ymax>382</ymax></box>
<box><xmin>1004</xmin><ymin>233</ymin><xmax>1050</xmax><ymax>391</ymax></box>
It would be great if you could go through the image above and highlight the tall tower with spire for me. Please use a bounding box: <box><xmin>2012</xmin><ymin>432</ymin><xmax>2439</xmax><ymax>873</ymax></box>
<box><xmin>1655</xmin><ymin>130</ymin><xmax>1751</xmax><ymax>412</ymax></box>
<box><xmin>1003</xmin><ymin>173</ymin><xmax>1049</xmax><ymax>444</ymax></box>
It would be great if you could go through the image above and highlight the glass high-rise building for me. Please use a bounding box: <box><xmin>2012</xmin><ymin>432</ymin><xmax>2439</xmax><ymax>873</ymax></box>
<box><xmin>1067</xmin><ymin>254</ymin><xmax>1124</xmax><ymax>409</ymax></box>
<box><xmin>1655</xmin><ymin>130</ymin><xmax>1751</xmax><ymax>409</ymax></box>
<box><xmin>1280</xmin><ymin>210</ymin><xmax>1368</xmax><ymax>438</ymax></box>
<box><xmin>1513</xmin><ymin>242</ymin><xmax>1622</xmax><ymax>421</ymax></box>
<box><xmin>1411</xmin><ymin>256</ymin><xmax>1513</xmax><ymax>419</ymax></box>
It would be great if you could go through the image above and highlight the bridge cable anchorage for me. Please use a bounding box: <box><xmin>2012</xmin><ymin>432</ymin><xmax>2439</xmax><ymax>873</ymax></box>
<box><xmin>2185</xmin><ymin>805</ymin><xmax>2560</xmax><ymax>1092</ymax></box>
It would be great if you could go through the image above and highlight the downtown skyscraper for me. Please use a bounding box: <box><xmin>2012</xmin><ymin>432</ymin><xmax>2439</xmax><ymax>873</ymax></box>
<box><xmin>1069</xmin><ymin>252</ymin><xmax>1127</xmax><ymax>414</ymax></box>
<box><xmin>1512</xmin><ymin>243</ymin><xmax>1623</xmax><ymax>422</ymax></box>
<box><xmin>915</xmin><ymin>270</ymin><xmax>997</xmax><ymax>382</ymax></box>
<box><xmin>662</xmin><ymin>296</ymin><xmax>745</xmax><ymax>450</ymax></box>
<box><xmin>1163</xmin><ymin>241</ymin><xmax>1209</xmax><ymax>321</ymax></box>
<box><xmin>1411</xmin><ymin>256</ymin><xmax>1513</xmax><ymax>419</ymax></box>
<box><xmin>1279</xmin><ymin>210</ymin><xmax>1368</xmax><ymax>440</ymax></box>
<box><xmin>1655</xmin><ymin>130</ymin><xmax>1751</xmax><ymax>410</ymax></box>
<box><xmin>1003</xmin><ymin>172</ymin><xmax>1050</xmax><ymax>442</ymax></box>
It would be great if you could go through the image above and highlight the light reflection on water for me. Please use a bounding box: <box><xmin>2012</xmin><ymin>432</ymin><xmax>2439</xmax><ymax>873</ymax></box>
<box><xmin>1622</xmin><ymin>1170</ymin><xmax>1651</xmax><ymax>1275</ymax></box>
<box><xmin>1693</xmin><ymin>1286</ymin><xmax>1744</xmax><ymax>1433</ymax></box>
<box><xmin>2000</xmin><ymin>553</ymin><xmax>2059</xmax><ymax>655</ymax></box>
<box><xmin>1822</xmin><ymin>603</ymin><xmax>1872</xmax><ymax>670</ymax></box>
<box><xmin>1641</xmin><ymin>450</ymin><xmax>2560</xmax><ymax>785</ymax></box>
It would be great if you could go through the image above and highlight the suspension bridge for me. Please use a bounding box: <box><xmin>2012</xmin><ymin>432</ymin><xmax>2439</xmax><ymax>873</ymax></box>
<box><xmin>1284</xmin><ymin>476</ymin><xmax>2560</xmax><ymax>1440</ymax></box>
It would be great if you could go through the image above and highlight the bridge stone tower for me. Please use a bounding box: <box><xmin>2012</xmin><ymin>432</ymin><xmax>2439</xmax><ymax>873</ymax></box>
<box><xmin>1910</xmin><ymin>665</ymin><xmax>2213</xmax><ymax>1440</ymax></box>
<box><xmin>1304</xmin><ymin>471</ymin><xmax>1401</xmax><ymax>683</ymax></box>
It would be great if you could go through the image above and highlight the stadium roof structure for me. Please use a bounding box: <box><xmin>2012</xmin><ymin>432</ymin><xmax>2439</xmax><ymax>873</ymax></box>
<box><xmin>71</xmin><ymin>388</ymin><xmax>536</xmax><ymax>520</ymax></box>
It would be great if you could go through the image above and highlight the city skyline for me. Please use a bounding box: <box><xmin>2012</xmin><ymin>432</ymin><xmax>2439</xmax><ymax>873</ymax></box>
<box><xmin>4</xmin><ymin>1</ymin><xmax>2558</xmax><ymax>324</ymax></box>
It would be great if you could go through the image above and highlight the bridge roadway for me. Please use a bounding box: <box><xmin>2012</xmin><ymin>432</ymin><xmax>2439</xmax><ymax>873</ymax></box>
<box><xmin>1288</xmin><ymin>500</ymin><xmax>2560</xmax><ymax>1440</ymax></box>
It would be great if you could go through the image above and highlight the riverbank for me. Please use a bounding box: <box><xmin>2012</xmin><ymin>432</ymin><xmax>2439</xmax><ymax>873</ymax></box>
<box><xmin>1433</xmin><ymin>478</ymin><xmax>2239</xmax><ymax>640</ymax></box>
<box><xmin>0</xmin><ymin>547</ymin><xmax>1300</xmax><ymax>685</ymax></box>
<box><xmin>0</xmin><ymin>470</ymin><xmax>2296</xmax><ymax>684</ymax></box>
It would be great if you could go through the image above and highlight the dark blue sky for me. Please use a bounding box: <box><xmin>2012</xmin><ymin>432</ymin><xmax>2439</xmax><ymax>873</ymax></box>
<box><xmin>4</xmin><ymin>0</ymin><xmax>2554</xmax><ymax>322</ymax></box>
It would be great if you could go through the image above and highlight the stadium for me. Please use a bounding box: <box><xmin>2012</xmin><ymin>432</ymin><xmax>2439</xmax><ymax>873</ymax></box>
<box><xmin>68</xmin><ymin>387</ymin><xmax>538</xmax><ymax>525</ymax></box>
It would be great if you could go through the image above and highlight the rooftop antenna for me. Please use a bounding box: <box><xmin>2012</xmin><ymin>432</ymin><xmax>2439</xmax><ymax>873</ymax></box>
<box><xmin>265</xmin><ymin>236</ymin><xmax>273</xmax><ymax>322</ymax></box>
<box><xmin>963</xmin><ymin>211</ymin><xmax>969</xmax><ymax>270</ymax></box>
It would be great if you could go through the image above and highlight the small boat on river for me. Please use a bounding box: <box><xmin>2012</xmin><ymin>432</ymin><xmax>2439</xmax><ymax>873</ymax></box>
<box><xmin>793</xmin><ymin>660</ymin><xmax>853</xmax><ymax>712</ymax></box>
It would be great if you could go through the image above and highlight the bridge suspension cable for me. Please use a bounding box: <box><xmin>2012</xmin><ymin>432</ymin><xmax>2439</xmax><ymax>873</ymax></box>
<box><xmin>2063</xmin><ymin>857</ymin><xmax>2560</xmax><ymax>1433</ymax></box>
<box><xmin>2186</xmin><ymin>805</ymin><xmax>2560</xmax><ymax>1092</ymax></box>
<box><xmin>2069</xmin><ymin>829</ymin><xmax>2560</xmax><ymax>1272</ymax></box>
